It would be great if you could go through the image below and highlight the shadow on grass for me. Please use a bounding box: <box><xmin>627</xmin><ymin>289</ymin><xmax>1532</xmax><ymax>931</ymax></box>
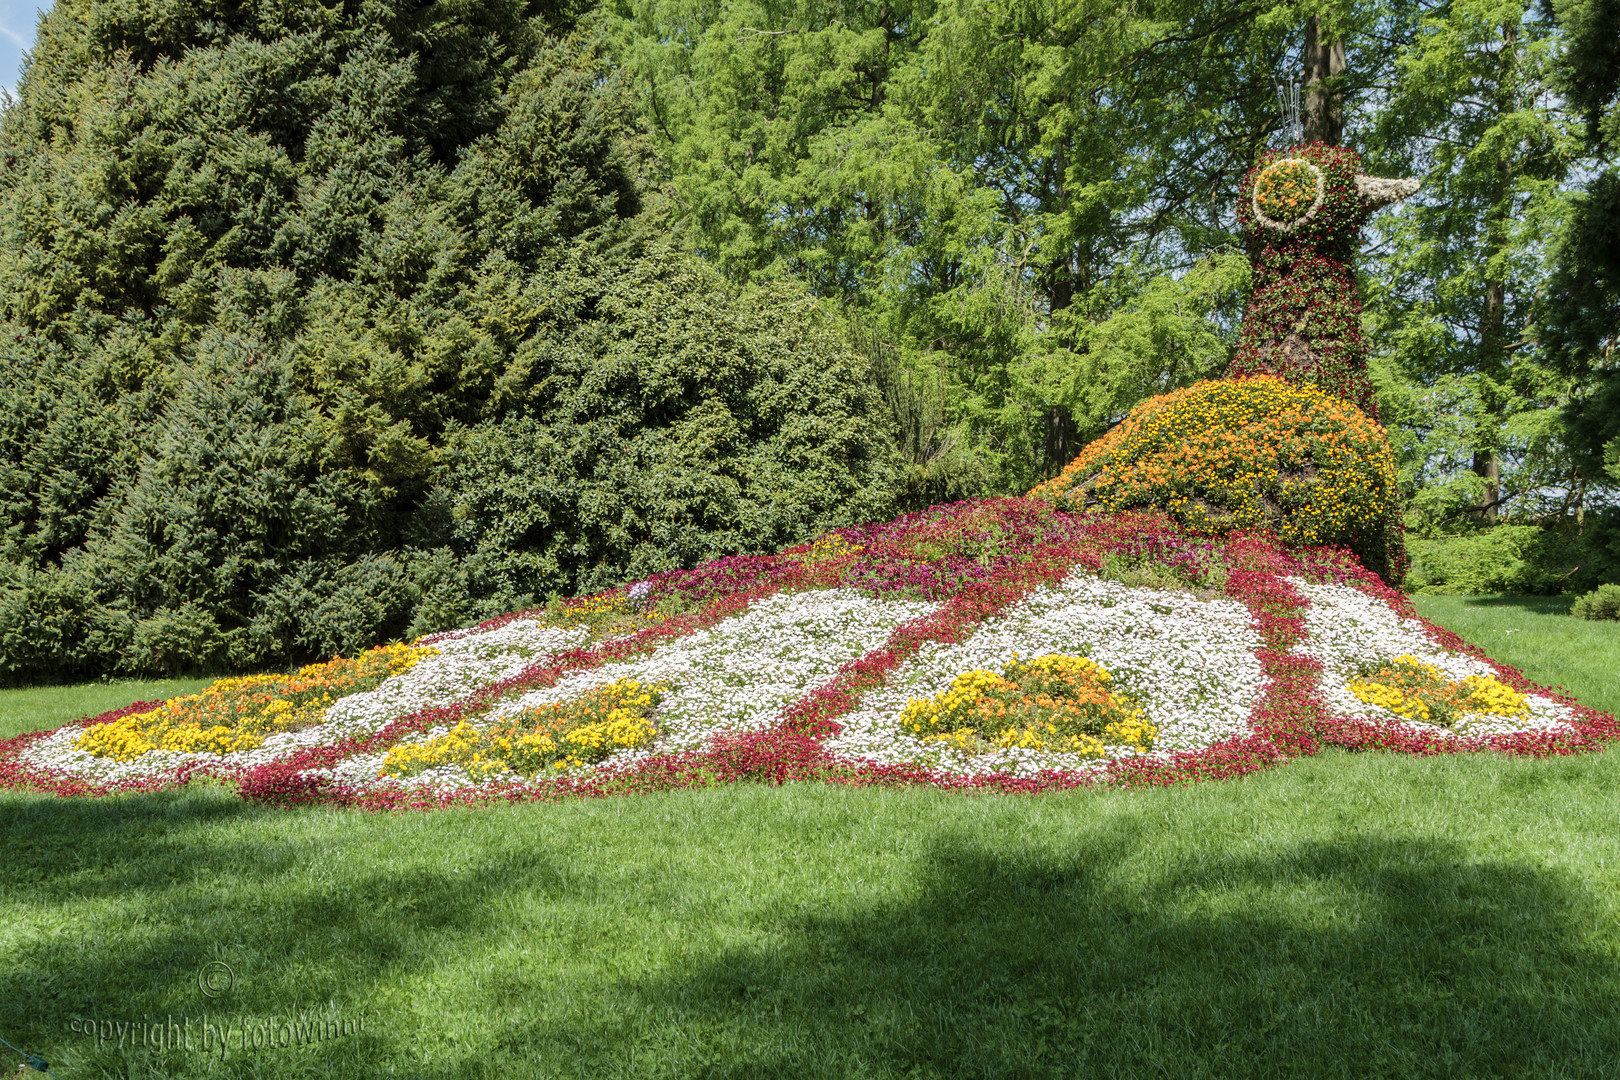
<box><xmin>4</xmin><ymin>791</ymin><xmax>1618</xmax><ymax>1079</ymax></box>
<box><xmin>0</xmin><ymin>788</ymin><xmax>588</xmax><ymax>1080</ymax></box>
<box><xmin>603</xmin><ymin>831</ymin><xmax>1618</xmax><ymax>1080</ymax></box>
<box><xmin>1437</xmin><ymin>594</ymin><xmax>1575</xmax><ymax>617</ymax></box>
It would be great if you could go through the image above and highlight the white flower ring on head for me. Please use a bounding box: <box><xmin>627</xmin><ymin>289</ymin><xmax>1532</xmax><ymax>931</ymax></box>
<box><xmin>1251</xmin><ymin>157</ymin><xmax>1326</xmax><ymax>234</ymax></box>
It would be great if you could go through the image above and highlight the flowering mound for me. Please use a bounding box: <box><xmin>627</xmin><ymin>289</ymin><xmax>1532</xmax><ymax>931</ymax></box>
<box><xmin>1</xmin><ymin>500</ymin><xmax>1612</xmax><ymax>810</ymax></box>
<box><xmin>1029</xmin><ymin>377</ymin><xmax>1404</xmax><ymax>583</ymax></box>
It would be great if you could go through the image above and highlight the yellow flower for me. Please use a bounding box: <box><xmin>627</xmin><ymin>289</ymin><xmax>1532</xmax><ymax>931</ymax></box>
<box><xmin>899</xmin><ymin>654</ymin><xmax>1154</xmax><ymax>757</ymax></box>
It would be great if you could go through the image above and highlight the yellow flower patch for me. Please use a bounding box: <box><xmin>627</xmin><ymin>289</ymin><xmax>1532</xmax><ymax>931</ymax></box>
<box><xmin>1346</xmin><ymin>655</ymin><xmax>1529</xmax><ymax>728</ymax></box>
<box><xmin>899</xmin><ymin>654</ymin><xmax>1155</xmax><ymax>757</ymax></box>
<box><xmin>379</xmin><ymin>678</ymin><xmax>667</xmax><ymax>779</ymax></box>
<box><xmin>76</xmin><ymin>642</ymin><xmax>439</xmax><ymax>761</ymax></box>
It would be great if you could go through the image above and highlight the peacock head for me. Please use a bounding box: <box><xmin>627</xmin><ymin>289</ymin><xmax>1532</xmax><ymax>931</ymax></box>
<box><xmin>1239</xmin><ymin>144</ymin><xmax>1418</xmax><ymax>251</ymax></box>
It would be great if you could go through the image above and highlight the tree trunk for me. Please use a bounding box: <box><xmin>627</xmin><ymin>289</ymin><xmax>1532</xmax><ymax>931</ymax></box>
<box><xmin>1044</xmin><ymin>407</ymin><xmax>1076</xmax><ymax>474</ymax></box>
<box><xmin>1043</xmin><ymin>265</ymin><xmax>1076</xmax><ymax>475</ymax></box>
<box><xmin>1473</xmin><ymin>20</ymin><xmax>1519</xmax><ymax>526</ymax></box>
<box><xmin>1302</xmin><ymin>16</ymin><xmax>1345</xmax><ymax>145</ymax></box>
<box><xmin>1472</xmin><ymin>449</ymin><xmax>1501</xmax><ymax>524</ymax></box>
<box><xmin>1042</xmin><ymin>140</ymin><xmax>1077</xmax><ymax>477</ymax></box>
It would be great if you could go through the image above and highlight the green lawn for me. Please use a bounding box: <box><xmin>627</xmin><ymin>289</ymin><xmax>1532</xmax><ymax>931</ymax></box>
<box><xmin>3</xmin><ymin>603</ymin><xmax>1619</xmax><ymax>1079</ymax></box>
<box><xmin>0</xmin><ymin>678</ymin><xmax>216</xmax><ymax>742</ymax></box>
<box><xmin>1410</xmin><ymin>593</ymin><xmax>1620</xmax><ymax>718</ymax></box>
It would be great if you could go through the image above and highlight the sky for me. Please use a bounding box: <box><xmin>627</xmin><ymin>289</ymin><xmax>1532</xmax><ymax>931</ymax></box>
<box><xmin>0</xmin><ymin>0</ymin><xmax>45</xmax><ymax>98</ymax></box>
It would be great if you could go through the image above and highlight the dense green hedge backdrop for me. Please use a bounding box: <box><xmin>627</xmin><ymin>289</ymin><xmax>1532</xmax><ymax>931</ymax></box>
<box><xmin>0</xmin><ymin>0</ymin><xmax>1616</xmax><ymax>683</ymax></box>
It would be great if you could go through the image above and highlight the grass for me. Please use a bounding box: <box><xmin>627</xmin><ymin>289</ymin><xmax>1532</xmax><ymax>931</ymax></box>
<box><xmin>5</xmin><ymin>754</ymin><xmax>1620</xmax><ymax>1079</ymax></box>
<box><xmin>3</xmin><ymin>602</ymin><xmax>1619</xmax><ymax>1078</ymax></box>
<box><xmin>0</xmin><ymin>678</ymin><xmax>216</xmax><ymax>742</ymax></box>
<box><xmin>1410</xmin><ymin>593</ymin><xmax>1620</xmax><ymax>718</ymax></box>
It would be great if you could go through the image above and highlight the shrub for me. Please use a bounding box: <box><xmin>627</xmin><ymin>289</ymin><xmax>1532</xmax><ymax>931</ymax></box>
<box><xmin>0</xmin><ymin>559</ymin><xmax>132</xmax><ymax>685</ymax></box>
<box><xmin>424</xmin><ymin>259</ymin><xmax>906</xmax><ymax>602</ymax></box>
<box><xmin>1029</xmin><ymin>377</ymin><xmax>1405</xmax><ymax>582</ymax></box>
<box><xmin>1572</xmin><ymin>583</ymin><xmax>1620</xmax><ymax>621</ymax></box>
<box><xmin>1404</xmin><ymin>526</ymin><xmax>1585</xmax><ymax>595</ymax></box>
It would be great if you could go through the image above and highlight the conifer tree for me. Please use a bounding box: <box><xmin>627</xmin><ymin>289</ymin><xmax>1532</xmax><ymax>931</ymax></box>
<box><xmin>0</xmin><ymin>0</ymin><xmax>903</xmax><ymax>682</ymax></box>
<box><xmin>1543</xmin><ymin>0</ymin><xmax>1620</xmax><ymax>499</ymax></box>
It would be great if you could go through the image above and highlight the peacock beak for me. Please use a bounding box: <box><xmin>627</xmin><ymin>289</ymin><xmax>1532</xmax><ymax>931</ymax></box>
<box><xmin>1355</xmin><ymin>174</ymin><xmax>1421</xmax><ymax>209</ymax></box>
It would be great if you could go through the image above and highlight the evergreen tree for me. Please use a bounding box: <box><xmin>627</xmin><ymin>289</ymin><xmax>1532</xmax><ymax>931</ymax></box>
<box><xmin>1361</xmin><ymin>0</ymin><xmax>1585</xmax><ymax>526</ymax></box>
<box><xmin>1542</xmin><ymin>0</ymin><xmax>1620</xmax><ymax>499</ymax></box>
<box><xmin>0</xmin><ymin>0</ymin><xmax>903</xmax><ymax>683</ymax></box>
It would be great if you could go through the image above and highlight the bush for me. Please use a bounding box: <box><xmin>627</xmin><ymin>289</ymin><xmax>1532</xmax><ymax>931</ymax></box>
<box><xmin>1404</xmin><ymin>526</ymin><xmax>1586</xmax><ymax>595</ymax></box>
<box><xmin>0</xmin><ymin>559</ymin><xmax>132</xmax><ymax>686</ymax></box>
<box><xmin>426</xmin><ymin>259</ymin><xmax>905</xmax><ymax>601</ymax></box>
<box><xmin>1029</xmin><ymin>376</ymin><xmax>1405</xmax><ymax>582</ymax></box>
<box><xmin>1572</xmin><ymin>583</ymin><xmax>1620</xmax><ymax>621</ymax></box>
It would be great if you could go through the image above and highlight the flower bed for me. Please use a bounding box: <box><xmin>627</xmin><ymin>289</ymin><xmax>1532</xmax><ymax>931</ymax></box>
<box><xmin>2</xmin><ymin>501</ymin><xmax>1613</xmax><ymax>809</ymax></box>
<box><xmin>1030</xmin><ymin>377</ymin><xmax>1404</xmax><ymax>582</ymax></box>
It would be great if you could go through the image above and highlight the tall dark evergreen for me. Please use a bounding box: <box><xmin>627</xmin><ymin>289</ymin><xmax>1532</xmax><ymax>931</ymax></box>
<box><xmin>1544</xmin><ymin>0</ymin><xmax>1620</xmax><ymax>499</ymax></box>
<box><xmin>0</xmin><ymin>0</ymin><xmax>903</xmax><ymax>683</ymax></box>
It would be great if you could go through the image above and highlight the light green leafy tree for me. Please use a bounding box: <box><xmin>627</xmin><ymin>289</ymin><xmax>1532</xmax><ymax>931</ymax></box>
<box><xmin>616</xmin><ymin>0</ymin><xmax>1306</xmax><ymax>492</ymax></box>
<box><xmin>1361</xmin><ymin>0</ymin><xmax>1587</xmax><ymax>528</ymax></box>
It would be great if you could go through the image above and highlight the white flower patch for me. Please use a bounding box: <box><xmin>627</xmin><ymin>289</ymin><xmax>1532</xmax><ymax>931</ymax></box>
<box><xmin>315</xmin><ymin>620</ymin><xmax>591</xmax><ymax>739</ymax></box>
<box><xmin>826</xmin><ymin>572</ymin><xmax>1266</xmax><ymax>778</ymax></box>
<box><xmin>18</xmin><ymin>727</ymin><xmax>203</xmax><ymax>788</ymax></box>
<box><xmin>18</xmin><ymin>620</ymin><xmax>592</xmax><ymax>786</ymax></box>
<box><xmin>1295</xmin><ymin>578</ymin><xmax>1576</xmax><ymax>737</ymax></box>
<box><xmin>356</xmin><ymin>588</ymin><xmax>937</xmax><ymax>793</ymax></box>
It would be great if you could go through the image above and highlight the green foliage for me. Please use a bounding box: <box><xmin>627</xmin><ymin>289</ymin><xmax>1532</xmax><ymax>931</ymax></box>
<box><xmin>1374</xmin><ymin>357</ymin><xmax>1588</xmax><ymax>529</ymax></box>
<box><xmin>1053</xmin><ymin>254</ymin><xmax>1253</xmax><ymax>440</ymax></box>
<box><xmin>0</xmin><ymin>0</ymin><xmax>903</xmax><ymax>684</ymax></box>
<box><xmin>1550</xmin><ymin>0</ymin><xmax>1620</xmax><ymax>152</ymax></box>
<box><xmin>617</xmin><ymin>0</ymin><xmax>1286</xmax><ymax>487</ymax></box>
<box><xmin>1543</xmin><ymin>0</ymin><xmax>1620</xmax><ymax>506</ymax></box>
<box><xmin>1404</xmin><ymin>524</ymin><xmax>1597</xmax><ymax>595</ymax></box>
<box><xmin>424</xmin><ymin>257</ymin><xmax>905</xmax><ymax>600</ymax></box>
<box><xmin>1571</xmin><ymin>582</ymin><xmax>1620</xmax><ymax>620</ymax></box>
<box><xmin>849</xmin><ymin>315</ymin><xmax>995</xmax><ymax>512</ymax></box>
<box><xmin>1362</xmin><ymin>0</ymin><xmax>1592</xmax><ymax>523</ymax></box>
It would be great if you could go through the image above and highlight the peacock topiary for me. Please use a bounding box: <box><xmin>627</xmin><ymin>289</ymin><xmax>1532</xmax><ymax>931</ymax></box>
<box><xmin>1031</xmin><ymin>144</ymin><xmax>1418</xmax><ymax>583</ymax></box>
<box><xmin>1229</xmin><ymin>143</ymin><xmax>1419</xmax><ymax>420</ymax></box>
